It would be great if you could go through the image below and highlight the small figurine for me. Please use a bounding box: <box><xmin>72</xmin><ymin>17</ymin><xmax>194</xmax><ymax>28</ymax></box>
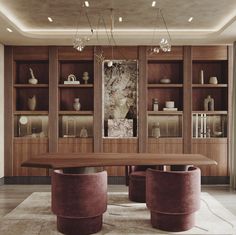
<box><xmin>80</xmin><ymin>127</ymin><xmax>88</xmax><ymax>138</ymax></box>
<box><xmin>82</xmin><ymin>72</ymin><xmax>89</xmax><ymax>84</ymax></box>
<box><xmin>28</xmin><ymin>68</ymin><xmax>38</xmax><ymax>84</ymax></box>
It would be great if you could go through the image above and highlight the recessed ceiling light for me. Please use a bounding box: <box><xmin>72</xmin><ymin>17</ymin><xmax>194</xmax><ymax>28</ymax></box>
<box><xmin>6</xmin><ymin>27</ymin><xmax>12</xmax><ymax>32</ymax></box>
<box><xmin>152</xmin><ymin>1</ymin><xmax>156</xmax><ymax>7</ymax></box>
<box><xmin>119</xmin><ymin>17</ymin><xmax>123</xmax><ymax>22</ymax></box>
<box><xmin>188</xmin><ymin>17</ymin><xmax>193</xmax><ymax>22</ymax></box>
<box><xmin>48</xmin><ymin>17</ymin><xmax>53</xmax><ymax>22</ymax></box>
<box><xmin>84</xmin><ymin>1</ymin><xmax>89</xmax><ymax>7</ymax></box>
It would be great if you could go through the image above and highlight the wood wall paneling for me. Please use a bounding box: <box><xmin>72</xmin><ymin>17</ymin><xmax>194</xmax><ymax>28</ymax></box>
<box><xmin>138</xmin><ymin>46</ymin><xmax>147</xmax><ymax>152</ymax></box>
<box><xmin>13</xmin><ymin>138</ymin><xmax>48</xmax><ymax>176</ymax></box>
<box><xmin>103</xmin><ymin>139</ymin><xmax>138</xmax><ymax>176</ymax></box>
<box><xmin>13</xmin><ymin>46</ymin><xmax>49</xmax><ymax>61</ymax></box>
<box><xmin>58</xmin><ymin>46</ymin><xmax>94</xmax><ymax>60</ymax></box>
<box><xmin>183</xmin><ymin>46</ymin><xmax>192</xmax><ymax>153</ymax></box>
<box><xmin>148</xmin><ymin>46</ymin><xmax>184</xmax><ymax>60</ymax></box>
<box><xmin>49</xmin><ymin>47</ymin><xmax>59</xmax><ymax>152</ymax></box>
<box><xmin>102</xmin><ymin>46</ymin><xmax>138</xmax><ymax>60</ymax></box>
<box><xmin>192</xmin><ymin>138</ymin><xmax>228</xmax><ymax>176</ymax></box>
<box><xmin>192</xmin><ymin>46</ymin><xmax>228</xmax><ymax>60</ymax></box>
<box><xmin>4</xmin><ymin>47</ymin><xmax>14</xmax><ymax>176</ymax></box>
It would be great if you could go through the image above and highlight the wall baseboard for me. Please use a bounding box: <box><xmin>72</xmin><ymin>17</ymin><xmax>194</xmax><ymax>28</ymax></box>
<box><xmin>2</xmin><ymin>176</ymin><xmax>230</xmax><ymax>185</ymax></box>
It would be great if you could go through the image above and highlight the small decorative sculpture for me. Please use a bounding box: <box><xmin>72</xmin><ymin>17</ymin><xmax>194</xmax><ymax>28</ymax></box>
<box><xmin>28</xmin><ymin>95</ymin><xmax>36</xmax><ymax>111</ymax></box>
<box><xmin>152</xmin><ymin>122</ymin><xmax>161</xmax><ymax>138</ymax></box>
<box><xmin>73</xmin><ymin>98</ymin><xmax>81</xmax><ymax>111</ymax></box>
<box><xmin>64</xmin><ymin>74</ymin><xmax>80</xmax><ymax>84</ymax></box>
<box><xmin>80</xmin><ymin>127</ymin><xmax>88</xmax><ymax>138</ymax></box>
<box><xmin>204</xmin><ymin>95</ymin><xmax>214</xmax><ymax>111</ymax></box>
<box><xmin>152</xmin><ymin>98</ymin><xmax>159</xmax><ymax>111</ymax></box>
<box><xmin>200</xmin><ymin>70</ymin><xmax>204</xmax><ymax>84</ymax></box>
<box><xmin>82</xmin><ymin>72</ymin><xmax>89</xmax><ymax>84</ymax></box>
<box><xmin>209</xmin><ymin>76</ymin><xmax>218</xmax><ymax>84</ymax></box>
<box><xmin>28</xmin><ymin>68</ymin><xmax>38</xmax><ymax>84</ymax></box>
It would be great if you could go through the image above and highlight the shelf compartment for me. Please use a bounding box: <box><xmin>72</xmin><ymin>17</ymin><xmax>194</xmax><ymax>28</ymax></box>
<box><xmin>192</xmin><ymin>113</ymin><xmax>227</xmax><ymax>138</ymax></box>
<box><xmin>15</xmin><ymin>61</ymin><xmax>49</xmax><ymax>84</ymax></box>
<box><xmin>148</xmin><ymin>88</ymin><xmax>183</xmax><ymax>111</ymax></box>
<box><xmin>59</xmin><ymin>115</ymin><xmax>93</xmax><ymax>138</ymax></box>
<box><xmin>192</xmin><ymin>84</ymin><xmax>228</xmax><ymax>88</ymax></box>
<box><xmin>148</xmin><ymin>84</ymin><xmax>183</xmax><ymax>88</ymax></box>
<box><xmin>192</xmin><ymin>61</ymin><xmax>228</xmax><ymax>84</ymax></box>
<box><xmin>15</xmin><ymin>88</ymin><xmax>49</xmax><ymax>111</ymax></box>
<box><xmin>192</xmin><ymin>88</ymin><xmax>227</xmax><ymax>111</ymax></box>
<box><xmin>59</xmin><ymin>87</ymin><xmax>93</xmax><ymax>111</ymax></box>
<box><xmin>59</xmin><ymin>60</ymin><xmax>94</xmax><ymax>85</ymax></box>
<box><xmin>14</xmin><ymin>115</ymin><xmax>48</xmax><ymax>138</ymax></box>
<box><xmin>148</xmin><ymin>115</ymin><xmax>182</xmax><ymax>138</ymax></box>
<box><xmin>148</xmin><ymin>61</ymin><xmax>183</xmax><ymax>84</ymax></box>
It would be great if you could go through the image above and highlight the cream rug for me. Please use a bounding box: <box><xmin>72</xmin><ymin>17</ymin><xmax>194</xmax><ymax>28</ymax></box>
<box><xmin>0</xmin><ymin>192</ymin><xmax>236</xmax><ymax>235</ymax></box>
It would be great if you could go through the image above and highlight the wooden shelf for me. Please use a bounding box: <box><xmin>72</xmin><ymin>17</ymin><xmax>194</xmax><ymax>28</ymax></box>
<box><xmin>148</xmin><ymin>84</ymin><xmax>183</xmax><ymax>88</ymax></box>
<box><xmin>148</xmin><ymin>111</ymin><xmax>183</xmax><ymax>115</ymax></box>
<box><xmin>14</xmin><ymin>84</ymin><xmax>49</xmax><ymax>88</ymax></box>
<box><xmin>58</xmin><ymin>84</ymin><xmax>93</xmax><ymax>88</ymax></box>
<box><xmin>14</xmin><ymin>111</ymin><xmax>49</xmax><ymax>115</ymax></box>
<box><xmin>192</xmin><ymin>111</ymin><xmax>227</xmax><ymax>115</ymax></box>
<box><xmin>59</xmin><ymin>111</ymin><xmax>93</xmax><ymax>115</ymax></box>
<box><xmin>192</xmin><ymin>84</ymin><xmax>228</xmax><ymax>88</ymax></box>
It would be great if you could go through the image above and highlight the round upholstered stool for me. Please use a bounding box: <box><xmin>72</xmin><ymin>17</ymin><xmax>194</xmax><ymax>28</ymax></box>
<box><xmin>146</xmin><ymin>167</ymin><xmax>201</xmax><ymax>232</ymax></box>
<box><xmin>129</xmin><ymin>171</ymin><xmax>146</xmax><ymax>202</ymax></box>
<box><xmin>52</xmin><ymin>170</ymin><xmax>107</xmax><ymax>235</ymax></box>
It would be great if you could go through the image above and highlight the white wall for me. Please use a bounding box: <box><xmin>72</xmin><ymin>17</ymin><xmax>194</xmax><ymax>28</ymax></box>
<box><xmin>0</xmin><ymin>44</ymin><xmax>4</xmax><ymax>178</ymax></box>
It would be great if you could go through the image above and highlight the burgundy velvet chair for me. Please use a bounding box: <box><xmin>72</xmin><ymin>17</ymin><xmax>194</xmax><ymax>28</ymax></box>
<box><xmin>52</xmin><ymin>169</ymin><xmax>107</xmax><ymax>235</ymax></box>
<box><xmin>146</xmin><ymin>166</ymin><xmax>201</xmax><ymax>232</ymax></box>
<box><xmin>128</xmin><ymin>165</ymin><xmax>160</xmax><ymax>203</ymax></box>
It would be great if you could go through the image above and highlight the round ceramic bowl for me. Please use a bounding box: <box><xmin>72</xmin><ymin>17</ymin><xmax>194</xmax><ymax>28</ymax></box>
<box><xmin>160</xmin><ymin>78</ymin><xmax>171</xmax><ymax>84</ymax></box>
<box><xmin>213</xmin><ymin>131</ymin><xmax>222</xmax><ymax>137</ymax></box>
<box><xmin>165</xmin><ymin>101</ymin><xmax>175</xmax><ymax>108</ymax></box>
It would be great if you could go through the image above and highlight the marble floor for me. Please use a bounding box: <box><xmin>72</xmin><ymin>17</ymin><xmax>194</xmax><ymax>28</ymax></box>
<box><xmin>0</xmin><ymin>184</ymin><xmax>236</xmax><ymax>218</ymax></box>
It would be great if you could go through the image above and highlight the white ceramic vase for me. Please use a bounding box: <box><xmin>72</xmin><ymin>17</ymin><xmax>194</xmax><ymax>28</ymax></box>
<box><xmin>28</xmin><ymin>95</ymin><xmax>36</xmax><ymax>111</ymax></box>
<box><xmin>73</xmin><ymin>98</ymin><xmax>81</xmax><ymax>111</ymax></box>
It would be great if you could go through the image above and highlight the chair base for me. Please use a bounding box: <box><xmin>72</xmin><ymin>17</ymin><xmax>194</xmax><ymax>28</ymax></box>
<box><xmin>129</xmin><ymin>171</ymin><xmax>146</xmax><ymax>203</ymax></box>
<box><xmin>57</xmin><ymin>215</ymin><xmax>103</xmax><ymax>235</ymax></box>
<box><xmin>151</xmin><ymin>211</ymin><xmax>195</xmax><ymax>232</ymax></box>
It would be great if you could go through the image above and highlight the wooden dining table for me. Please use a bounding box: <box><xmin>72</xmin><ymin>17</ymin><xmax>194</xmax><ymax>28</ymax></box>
<box><xmin>21</xmin><ymin>152</ymin><xmax>217</xmax><ymax>169</ymax></box>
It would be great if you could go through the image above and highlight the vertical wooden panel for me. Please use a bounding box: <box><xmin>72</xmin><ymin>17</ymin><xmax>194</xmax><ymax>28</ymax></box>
<box><xmin>93</xmin><ymin>46</ymin><xmax>103</xmax><ymax>153</ymax></box>
<box><xmin>227</xmin><ymin>45</ymin><xmax>233</xmax><ymax>176</ymax></box>
<box><xmin>4</xmin><ymin>46</ymin><xmax>14</xmax><ymax>176</ymax></box>
<box><xmin>138</xmin><ymin>46</ymin><xmax>147</xmax><ymax>153</ymax></box>
<box><xmin>183</xmin><ymin>46</ymin><xmax>192</xmax><ymax>153</ymax></box>
<box><xmin>49</xmin><ymin>47</ymin><xmax>59</xmax><ymax>152</ymax></box>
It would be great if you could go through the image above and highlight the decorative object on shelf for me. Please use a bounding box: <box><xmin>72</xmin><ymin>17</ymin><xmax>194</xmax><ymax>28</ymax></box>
<box><xmin>19</xmin><ymin>116</ymin><xmax>28</xmax><ymax>125</ymax></box>
<box><xmin>64</xmin><ymin>74</ymin><xmax>80</xmax><ymax>84</ymax></box>
<box><xmin>108</xmin><ymin>119</ymin><xmax>133</xmax><ymax>137</ymax></box>
<box><xmin>160</xmin><ymin>77</ymin><xmax>171</xmax><ymax>84</ymax></box>
<box><xmin>213</xmin><ymin>131</ymin><xmax>223</xmax><ymax>137</ymax></box>
<box><xmin>28</xmin><ymin>68</ymin><xmax>38</xmax><ymax>84</ymax></box>
<box><xmin>204</xmin><ymin>95</ymin><xmax>214</xmax><ymax>111</ymax></box>
<box><xmin>18</xmin><ymin>116</ymin><xmax>28</xmax><ymax>137</ymax></box>
<box><xmin>209</xmin><ymin>76</ymin><xmax>218</xmax><ymax>84</ymax></box>
<box><xmin>200</xmin><ymin>70</ymin><xmax>204</xmax><ymax>84</ymax></box>
<box><xmin>152</xmin><ymin>122</ymin><xmax>161</xmax><ymax>138</ymax></box>
<box><xmin>152</xmin><ymin>98</ymin><xmax>159</xmax><ymax>111</ymax></box>
<box><xmin>206</xmin><ymin>127</ymin><xmax>211</xmax><ymax>138</ymax></box>
<box><xmin>80</xmin><ymin>127</ymin><xmax>88</xmax><ymax>138</ymax></box>
<box><xmin>165</xmin><ymin>101</ymin><xmax>175</xmax><ymax>108</ymax></box>
<box><xmin>73</xmin><ymin>98</ymin><xmax>81</xmax><ymax>111</ymax></box>
<box><xmin>82</xmin><ymin>72</ymin><xmax>89</xmax><ymax>84</ymax></box>
<box><xmin>28</xmin><ymin>95</ymin><xmax>37</xmax><ymax>111</ymax></box>
<box><xmin>64</xmin><ymin>117</ymin><xmax>76</xmax><ymax>137</ymax></box>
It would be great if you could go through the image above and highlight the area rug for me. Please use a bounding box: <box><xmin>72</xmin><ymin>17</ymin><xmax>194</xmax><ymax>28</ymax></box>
<box><xmin>0</xmin><ymin>192</ymin><xmax>235</xmax><ymax>235</ymax></box>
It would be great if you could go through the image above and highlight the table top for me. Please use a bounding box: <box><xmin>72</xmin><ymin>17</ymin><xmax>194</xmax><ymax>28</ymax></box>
<box><xmin>21</xmin><ymin>153</ymin><xmax>217</xmax><ymax>169</ymax></box>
